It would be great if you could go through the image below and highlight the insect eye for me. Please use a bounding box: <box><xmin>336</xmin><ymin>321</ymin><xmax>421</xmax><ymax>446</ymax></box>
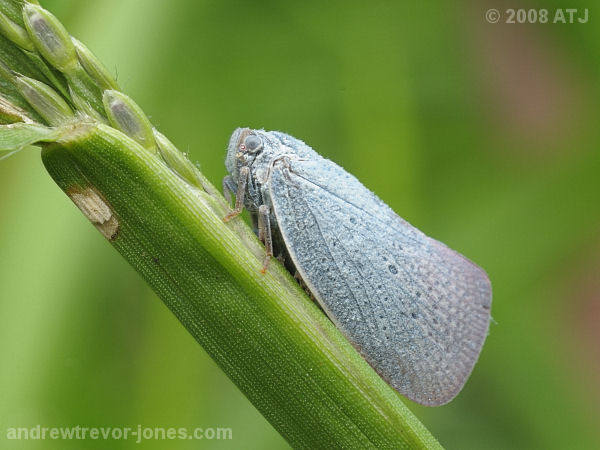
<box><xmin>242</xmin><ymin>135</ymin><xmax>263</xmax><ymax>152</ymax></box>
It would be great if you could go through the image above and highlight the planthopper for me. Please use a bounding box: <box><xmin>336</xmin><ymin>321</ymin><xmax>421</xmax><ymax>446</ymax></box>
<box><xmin>223</xmin><ymin>128</ymin><xmax>492</xmax><ymax>406</ymax></box>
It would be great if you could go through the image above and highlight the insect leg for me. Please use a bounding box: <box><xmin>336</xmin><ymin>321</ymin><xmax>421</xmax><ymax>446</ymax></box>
<box><xmin>222</xmin><ymin>175</ymin><xmax>234</xmax><ymax>204</ymax></box>
<box><xmin>258</xmin><ymin>204</ymin><xmax>273</xmax><ymax>274</ymax></box>
<box><xmin>223</xmin><ymin>166</ymin><xmax>249</xmax><ymax>222</ymax></box>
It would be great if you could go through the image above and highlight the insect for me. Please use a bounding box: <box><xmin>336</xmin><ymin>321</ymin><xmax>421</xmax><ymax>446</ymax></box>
<box><xmin>223</xmin><ymin>128</ymin><xmax>492</xmax><ymax>406</ymax></box>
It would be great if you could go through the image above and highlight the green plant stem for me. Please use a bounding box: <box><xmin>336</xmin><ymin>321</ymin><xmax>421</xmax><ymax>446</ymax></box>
<box><xmin>40</xmin><ymin>123</ymin><xmax>442</xmax><ymax>449</ymax></box>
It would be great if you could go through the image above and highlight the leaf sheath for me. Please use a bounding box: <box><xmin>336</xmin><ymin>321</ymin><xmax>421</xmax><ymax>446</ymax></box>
<box><xmin>41</xmin><ymin>123</ymin><xmax>441</xmax><ymax>449</ymax></box>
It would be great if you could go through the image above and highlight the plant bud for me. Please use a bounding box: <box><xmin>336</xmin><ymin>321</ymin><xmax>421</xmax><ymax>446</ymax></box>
<box><xmin>72</xmin><ymin>38</ymin><xmax>119</xmax><ymax>90</ymax></box>
<box><xmin>14</xmin><ymin>76</ymin><xmax>73</xmax><ymax>126</ymax></box>
<box><xmin>154</xmin><ymin>129</ymin><xmax>203</xmax><ymax>188</ymax></box>
<box><xmin>22</xmin><ymin>4</ymin><xmax>77</xmax><ymax>72</ymax></box>
<box><xmin>0</xmin><ymin>10</ymin><xmax>34</xmax><ymax>51</ymax></box>
<box><xmin>103</xmin><ymin>90</ymin><xmax>155</xmax><ymax>152</ymax></box>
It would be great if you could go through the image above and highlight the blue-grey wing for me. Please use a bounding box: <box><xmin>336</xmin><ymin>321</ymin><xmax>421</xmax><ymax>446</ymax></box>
<box><xmin>267</xmin><ymin>158</ymin><xmax>491</xmax><ymax>406</ymax></box>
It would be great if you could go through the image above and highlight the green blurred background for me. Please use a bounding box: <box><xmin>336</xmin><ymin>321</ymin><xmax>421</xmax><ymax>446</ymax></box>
<box><xmin>1</xmin><ymin>0</ymin><xmax>599</xmax><ymax>448</ymax></box>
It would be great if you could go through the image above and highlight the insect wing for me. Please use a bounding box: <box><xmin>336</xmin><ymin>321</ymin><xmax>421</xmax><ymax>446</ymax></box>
<box><xmin>268</xmin><ymin>157</ymin><xmax>491</xmax><ymax>406</ymax></box>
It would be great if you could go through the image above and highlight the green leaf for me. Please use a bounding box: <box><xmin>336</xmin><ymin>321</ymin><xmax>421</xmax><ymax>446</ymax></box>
<box><xmin>0</xmin><ymin>121</ymin><xmax>60</xmax><ymax>159</ymax></box>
